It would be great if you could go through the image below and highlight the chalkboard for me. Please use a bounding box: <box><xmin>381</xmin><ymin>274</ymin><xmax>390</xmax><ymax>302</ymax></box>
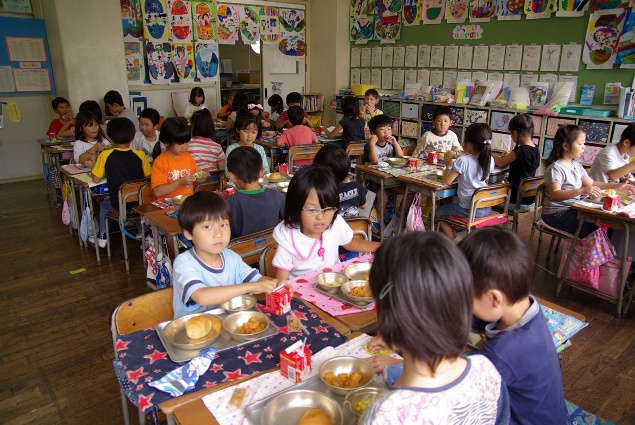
<box><xmin>0</xmin><ymin>16</ymin><xmax>55</xmax><ymax>95</ymax></box>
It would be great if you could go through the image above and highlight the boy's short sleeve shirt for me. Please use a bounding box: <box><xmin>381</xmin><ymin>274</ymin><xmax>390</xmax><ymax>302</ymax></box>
<box><xmin>361</xmin><ymin>108</ymin><xmax>383</xmax><ymax>122</ymax></box>
<box><xmin>117</xmin><ymin>108</ymin><xmax>139</xmax><ymax>132</ymax></box>
<box><xmin>92</xmin><ymin>148</ymin><xmax>152</xmax><ymax>208</ymax></box>
<box><xmin>364</xmin><ymin>142</ymin><xmax>395</xmax><ymax>163</ymax></box>
<box><xmin>339</xmin><ymin>181</ymin><xmax>368</xmax><ymax>216</ymax></box>
<box><xmin>589</xmin><ymin>144</ymin><xmax>628</xmax><ymax>183</ymax></box>
<box><xmin>131</xmin><ymin>130</ymin><xmax>162</xmax><ymax>162</ymax></box>
<box><xmin>47</xmin><ymin>119</ymin><xmax>64</xmax><ymax>136</ymax></box>
<box><xmin>173</xmin><ymin>248</ymin><xmax>261</xmax><ymax>318</ymax></box>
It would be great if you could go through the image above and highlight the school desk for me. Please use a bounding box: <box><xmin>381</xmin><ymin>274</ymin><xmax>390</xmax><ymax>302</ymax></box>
<box><xmin>560</xmin><ymin>202</ymin><xmax>635</xmax><ymax>317</ymax></box>
<box><xmin>38</xmin><ymin>138</ymin><xmax>74</xmax><ymax>205</ymax></box>
<box><xmin>59</xmin><ymin>164</ymin><xmax>90</xmax><ymax>245</ymax></box>
<box><xmin>139</xmin><ymin>207</ymin><xmax>181</xmax><ymax>289</ymax></box>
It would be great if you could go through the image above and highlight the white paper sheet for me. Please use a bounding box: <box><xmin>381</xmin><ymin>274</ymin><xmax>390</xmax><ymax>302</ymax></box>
<box><xmin>430</xmin><ymin>45</ymin><xmax>445</xmax><ymax>68</ymax></box>
<box><xmin>559</xmin><ymin>44</ymin><xmax>582</xmax><ymax>72</ymax></box>
<box><xmin>382</xmin><ymin>46</ymin><xmax>394</xmax><ymax>67</ymax></box>
<box><xmin>540</xmin><ymin>44</ymin><xmax>561</xmax><ymax>72</ymax></box>
<box><xmin>418</xmin><ymin>45</ymin><xmax>431</xmax><ymax>67</ymax></box>
<box><xmin>351</xmin><ymin>68</ymin><xmax>361</xmax><ymax>85</ymax></box>
<box><xmin>520</xmin><ymin>73</ymin><xmax>538</xmax><ymax>88</ymax></box>
<box><xmin>361</xmin><ymin>47</ymin><xmax>372</xmax><ymax>67</ymax></box>
<box><xmin>457</xmin><ymin>70</ymin><xmax>472</xmax><ymax>81</ymax></box>
<box><xmin>504</xmin><ymin>45</ymin><xmax>522</xmax><ymax>70</ymax></box>
<box><xmin>472</xmin><ymin>45</ymin><xmax>489</xmax><ymax>69</ymax></box>
<box><xmin>371</xmin><ymin>68</ymin><xmax>382</xmax><ymax>87</ymax></box>
<box><xmin>503</xmin><ymin>72</ymin><xmax>520</xmax><ymax>88</ymax></box>
<box><xmin>443</xmin><ymin>70</ymin><xmax>458</xmax><ymax>88</ymax></box>
<box><xmin>361</xmin><ymin>68</ymin><xmax>371</xmax><ymax>85</ymax></box>
<box><xmin>444</xmin><ymin>45</ymin><xmax>459</xmax><ymax>68</ymax></box>
<box><xmin>351</xmin><ymin>47</ymin><xmax>361</xmax><ymax>68</ymax></box>
<box><xmin>405</xmin><ymin>69</ymin><xmax>417</xmax><ymax>85</ymax></box>
<box><xmin>559</xmin><ymin>74</ymin><xmax>579</xmax><ymax>103</ymax></box>
<box><xmin>488</xmin><ymin>72</ymin><xmax>504</xmax><ymax>82</ymax></box>
<box><xmin>522</xmin><ymin>45</ymin><xmax>542</xmax><ymax>71</ymax></box>
<box><xmin>393</xmin><ymin>45</ymin><xmax>405</xmax><ymax>67</ymax></box>
<box><xmin>488</xmin><ymin>45</ymin><xmax>506</xmax><ymax>70</ymax></box>
<box><xmin>392</xmin><ymin>69</ymin><xmax>405</xmax><ymax>90</ymax></box>
<box><xmin>382</xmin><ymin>68</ymin><xmax>393</xmax><ymax>89</ymax></box>
<box><xmin>417</xmin><ymin>69</ymin><xmax>431</xmax><ymax>86</ymax></box>
<box><xmin>405</xmin><ymin>45</ymin><xmax>418</xmax><ymax>67</ymax></box>
<box><xmin>372</xmin><ymin>46</ymin><xmax>382</xmax><ymax>67</ymax></box>
<box><xmin>430</xmin><ymin>69</ymin><xmax>444</xmax><ymax>86</ymax></box>
<box><xmin>458</xmin><ymin>45</ymin><xmax>473</xmax><ymax>69</ymax></box>
<box><xmin>472</xmin><ymin>71</ymin><xmax>488</xmax><ymax>82</ymax></box>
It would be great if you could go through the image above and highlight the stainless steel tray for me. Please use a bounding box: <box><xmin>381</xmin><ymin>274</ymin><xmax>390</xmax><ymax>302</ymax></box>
<box><xmin>312</xmin><ymin>284</ymin><xmax>375</xmax><ymax>310</ymax></box>
<box><xmin>244</xmin><ymin>375</ymin><xmax>382</xmax><ymax>425</ymax></box>
<box><xmin>156</xmin><ymin>308</ymin><xmax>279</xmax><ymax>362</ymax></box>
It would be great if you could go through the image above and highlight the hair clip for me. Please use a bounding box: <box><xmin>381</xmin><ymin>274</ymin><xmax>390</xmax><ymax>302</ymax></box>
<box><xmin>483</xmin><ymin>139</ymin><xmax>492</xmax><ymax>145</ymax></box>
<box><xmin>379</xmin><ymin>281</ymin><xmax>394</xmax><ymax>300</ymax></box>
<box><xmin>248</xmin><ymin>103</ymin><xmax>263</xmax><ymax>110</ymax></box>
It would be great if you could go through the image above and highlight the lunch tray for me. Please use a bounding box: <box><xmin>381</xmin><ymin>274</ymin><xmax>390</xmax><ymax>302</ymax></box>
<box><xmin>244</xmin><ymin>375</ymin><xmax>382</xmax><ymax>425</ymax></box>
<box><xmin>312</xmin><ymin>284</ymin><xmax>375</xmax><ymax>310</ymax></box>
<box><xmin>156</xmin><ymin>308</ymin><xmax>280</xmax><ymax>362</ymax></box>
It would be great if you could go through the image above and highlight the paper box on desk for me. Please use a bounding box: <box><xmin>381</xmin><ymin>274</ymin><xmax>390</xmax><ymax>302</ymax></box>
<box><xmin>280</xmin><ymin>340</ymin><xmax>311</xmax><ymax>383</ymax></box>
<box><xmin>265</xmin><ymin>285</ymin><xmax>291</xmax><ymax>316</ymax></box>
<box><xmin>237</xmin><ymin>72</ymin><xmax>260</xmax><ymax>84</ymax></box>
<box><xmin>352</xmin><ymin>84</ymin><xmax>375</xmax><ymax>96</ymax></box>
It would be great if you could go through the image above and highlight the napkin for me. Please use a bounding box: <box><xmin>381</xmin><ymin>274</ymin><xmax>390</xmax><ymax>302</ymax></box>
<box><xmin>149</xmin><ymin>347</ymin><xmax>216</xmax><ymax>397</ymax></box>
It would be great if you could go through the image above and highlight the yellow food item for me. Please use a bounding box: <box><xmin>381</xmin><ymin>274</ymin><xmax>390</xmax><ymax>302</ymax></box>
<box><xmin>323</xmin><ymin>371</ymin><xmax>363</xmax><ymax>388</ymax></box>
<box><xmin>269</xmin><ymin>172</ymin><xmax>283</xmax><ymax>180</ymax></box>
<box><xmin>363</xmin><ymin>343</ymin><xmax>393</xmax><ymax>356</ymax></box>
<box><xmin>354</xmin><ymin>397</ymin><xmax>372</xmax><ymax>414</ymax></box>
<box><xmin>185</xmin><ymin>316</ymin><xmax>212</xmax><ymax>339</ymax></box>
<box><xmin>363</xmin><ymin>271</ymin><xmax>370</xmax><ymax>280</ymax></box>
<box><xmin>349</xmin><ymin>286</ymin><xmax>371</xmax><ymax>298</ymax></box>
<box><xmin>238</xmin><ymin>316</ymin><xmax>266</xmax><ymax>334</ymax></box>
<box><xmin>298</xmin><ymin>408</ymin><xmax>332</xmax><ymax>425</ymax></box>
<box><xmin>605</xmin><ymin>189</ymin><xmax>617</xmax><ymax>196</ymax></box>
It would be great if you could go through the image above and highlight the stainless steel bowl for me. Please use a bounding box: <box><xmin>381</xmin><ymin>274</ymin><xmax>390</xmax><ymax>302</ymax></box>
<box><xmin>264</xmin><ymin>172</ymin><xmax>288</xmax><ymax>183</ymax></box>
<box><xmin>261</xmin><ymin>389</ymin><xmax>343</xmax><ymax>425</ymax></box>
<box><xmin>162</xmin><ymin>313</ymin><xmax>223</xmax><ymax>350</ymax></box>
<box><xmin>344</xmin><ymin>387</ymin><xmax>383</xmax><ymax>416</ymax></box>
<box><xmin>341</xmin><ymin>280</ymin><xmax>374</xmax><ymax>304</ymax></box>
<box><xmin>386</xmin><ymin>157</ymin><xmax>408</xmax><ymax>167</ymax></box>
<box><xmin>315</xmin><ymin>272</ymin><xmax>348</xmax><ymax>294</ymax></box>
<box><xmin>318</xmin><ymin>356</ymin><xmax>375</xmax><ymax>396</ymax></box>
<box><xmin>222</xmin><ymin>310</ymin><xmax>270</xmax><ymax>342</ymax></box>
<box><xmin>343</xmin><ymin>262</ymin><xmax>372</xmax><ymax>281</ymax></box>
<box><xmin>195</xmin><ymin>171</ymin><xmax>209</xmax><ymax>183</ymax></box>
<box><xmin>220</xmin><ymin>294</ymin><xmax>257</xmax><ymax>313</ymax></box>
<box><xmin>170</xmin><ymin>194</ymin><xmax>189</xmax><ymax>205</ymax></box>
<box><xmin>277</xmin><ymin>181</ymin><xmax>290</xmax><ymax>194</ymax></box>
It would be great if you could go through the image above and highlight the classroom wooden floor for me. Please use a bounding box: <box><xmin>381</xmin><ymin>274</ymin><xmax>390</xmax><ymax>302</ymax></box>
<box><xmin>1</xmin><ymin>179</ymin><xmax>634</xmax><ymax>425</ymax></box>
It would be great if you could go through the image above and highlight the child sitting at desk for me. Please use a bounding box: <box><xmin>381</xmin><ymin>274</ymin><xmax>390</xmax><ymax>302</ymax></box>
<box><xmin>73</xmin><ymin>111</ymin><xmax>110</xmax><ymax>164</ymax></box>
<box><xmin>90</xmin><ymin>117</ymin><xmax>152</xmax><ymax>248</ymax></box>
<box><xmin>275</xmin><ymin>92</ymin><xmax>312</xmax><ymax>130</ymax></box>
<box><xmin>47</xmin><ymin>97</ymin><xmax>74</xmax><ymax>138</ymax></box>
<box><xmin>276</xmin><ymin>105</ymin><xmax>318</xmax><ymax>167</ymax></box>
<box><xmin>131</xmin><ymin>107</ymin><xmax>163</xmax><ymax>163</ymax></box>
<box><xmin>364</xmin><ymin>114</ymin><xmax>404</xmax><ymax>164</ymax></box>
<box><xmin>590</xmin><ymin>123</ymin><xmax>635</xmax><ymax>183</ymax></box>
<box><xmin>225</xmin><ymin>113</ymin><xmax>270</xmax><ymax>181</ymax></box>
<box><xmin>172</xmin><ymin>191</ymin><xmax>281</xmax><ymax>319</ymax></box>
<box><xmin>217</xmin><ymin>90</ymin><xmax>236</xmax><ymax>121</ymax></box>
<box><xmin>321</xmin><ymin>96</ymin><xmax>365</xmax><ymax>150</ymax></box>
<box><xmin>360</xmin><ymin>89</ymin><xmax>383</xmax><ymax>122</ymax></box>
<box><xmin>183</xmin><ymin>87</ymin><xmax>205</xmax><ymax>122</ymax></box>
<box><xmin>272</xmin><ymin>166</ymin><xmax>380</xmax><ymax>279</ymax></box>
<box><xmin>225</xmin><ymin>146</ymin><xmax>285</xmax><ymax>239</ymax></box>
<box><xmin>267</xmin><ymin>94</ymin><xmax>284</xmax><ymax>126</ymax></box>
<box><xmin>104</xmin><ymin>90</ymin><xmax>139</xmax><ymax>132</ymax></box>
<box><xmin>188</xmin><ymin>108</ymin><xmax>225</xmax><ymax>172</ymax></box>
<box><xmin>412</xmin><ymin>106</ymin><xmax>462</xmax><ymax>159</ymax></box>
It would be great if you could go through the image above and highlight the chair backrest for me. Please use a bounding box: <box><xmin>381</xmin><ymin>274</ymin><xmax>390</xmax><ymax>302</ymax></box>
<box><xmin>259</xmin><ymin>243</ymin><xmax>279</xmax><ymax>278</ymax></box>
<box><xmin>531</xmin><ymin>182</ymin><xmax>546</xmax><ymax>224</ymax></box>
<box><xmin>112</xmin><ymin>287</ymin><xmax>174</xmax><ymax>336</ymax></box>
<box><xmin>228</xmin><ymin>227</ymin><xmax>276</xmax><ymax>265</ymax></box>
<box><xmin>346</xmin><ymin>142</ymin><xmax>366</xmax><ymax>158</ymax></box>
<box><xmin>345</xmin><ymin>216</ymin><xmax>370</xmax><ymax>240</ymax></box>
<box><xmin>473</xmin><ymin>182</ymin><xmax>511</xmax><ymax>210</ymax></box>
<box><xmin>516</xmin><ymin>176</ymin><xmax>544</xmax><ymax>208</ymax></box>
<box><xmin>118</xmin><ymin>178</ymin><xmax>150</xmax><ymax>220</ymax></box>
<box><xmin>289</xmin><ymin>144</ymin><xmax>323</xmax><ymax>169</ymax></box>
<box><xmin>139</xmin><ymin>182</ymin><xmax>156</xmax><ymax>205</ymax></box>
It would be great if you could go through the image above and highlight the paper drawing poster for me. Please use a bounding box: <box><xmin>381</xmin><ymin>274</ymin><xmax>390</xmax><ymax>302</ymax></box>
<box><xmin>590</xmin><ymin>0</ymin><xmax>630</xmax><ymax>10</ymax></box>
<box><xmin>279</xmin><ymin>8</ymin><xmax>306</xmax><ymax>56</ymax></box>
<box><xmin>279</xmin><ymin>34</ymin><xmax>306</xmax><ymax>56</ymax></box>
<box><xmin>555</xmin><ymin>0</ymin><xmax>587</xmax><ymax>16</ymax></box>
<box><xmin>351</xmin><ymin>15</ymin><xmax>374</xmax><ymax>42</ymax></box>
<box><xmin>124</xmin><ymin>41</ymin><xmax>145</xmax><ymax>83</ymax></box>
<box><xmin>422</xmin><ymin>0</ymin><xmax>445</xmax><ymax>23</ymax></box>
<box><xmin>121</xmin><ymin>0</ymin><xmax>143</xmax><ymax>39</ymax></box>
<box><xmin>446</xmin><ymin>0</ymin><xmax>468</xmax><ymax>22</ymax></box>
<box><xmin>216</xmin><ymin>4</ymin><xmax>240</xmax><ymax>43</ymax></box>
<box><xmin>239</xmin><ymin>6</ymin><xmax>260</xmax><ymax>43</ymax></box>
<box><xmin>496</xmin><ymin>0</ymin><xmax>524</xmax><ymax>18</ymax></box>
<box><xmin>260</xmin><ymin>6</ymin><xmax>280</xmax><ymax>43</ymax></box>
<box><xmin>524</xmin><ymin>0</ymin><xmax>556</xmax><ymax>18</ymax></box>
<box><xmin>172</xmin><ymin>42</ymin><xmax>195</xmax><ymax>80</ymax></box>
<box><xmin>146</xmin><ymin>41</ymin><xmax>175</xmax><ymax>83</ymax></box>
<box><xmin>192</xmin><ymin>1</ymin><xmax>217</xmax><ymax>41</ymax></box>
<box><xmin>376</xmin><ymin>0</ymin><xmax>403</xmax><ymax>14</ymax></box>
<box><xmin>617</xmin><ymin>9</ymin><xmax>635</xmax><ymax>66</ymax></box>
<box><xmin>280</xmin><ymin>8</ymin><xmax>306</xmax><ymax>32</ymax></box>
<box><xmin>168</xmin><ymin>0</ymin><xmax>192</xmax><ymax>41</ymax></box>
<box><xmin>374</xmin><ymin>13</ymin><xmax>402</xmax><ymax>41</ymax></box>
<box><xmin>584</xmin><ymin>8</ymin><xmax>627</xmax><ymax>68</ymax></box>
<box><xmin>142</xmin><ymin>0</ymin><xmax>168</xmax><ymax>40</ymax></box>
<box><xmin>352</xmin><ymin>0</ymin><xmax>375</xmax><ymax>15</ymax></box>
<box><xmin>469</xmin><ymin>0</ymin><xmax>495</xmax><ymax>19</ymax></box>
<box><xmin>403</xmin><ymin>0</ymin><xmax>422</xmax><ymax>25</ymax></box>
<box><xmin>195</xmin><ymin>41</ymin><xmax>220</xmax><ymax>81</ymax></box>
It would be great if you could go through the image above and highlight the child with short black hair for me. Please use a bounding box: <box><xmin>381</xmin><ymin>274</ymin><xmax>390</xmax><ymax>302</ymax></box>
<box><xmin>413</xmin><ymin>106</ymin><xmax>462</xmax><ymax>159</ymax></box>
<box><xmin>173</xmin><ymin>191</ymin><xmax>280</xmax><ymax>318</ymax></box>
<box><xmin>458</xmin><ymin>227</ymin><xmax>566</xmax><ymax>425</ymax></box>
<box><xmin>47</xmin><ymin>96</ymin><xmax>74</xmax><ymax>138</ymax></box>
<box><xmin>322</xmin><ymin>96</ymin><xmax>365</xmax><ymax>150</ymax></box>
<box><xmin>364</xmin><ymin>114</ymin><xmax>403</xmax><ymax>164</ymax></box>
<box><xmin>217</xmin><ymin>90</ymin><xmax>236</xmax><ymax>120</ymax></box>
<box><xmin>275</xmin><ymin>91</ymin><xmax>312</xmax><ymax>130</ymax></box>
<box><xmin>90</xmin><ymin>117</ymin><xmax>152</xmax><ymax>248</ymax></box>
<box><xmin>590</xmin><ymin>122</ymin><xmax>635</xmax><ymax>183</ymax></box>
<box><xmin>188</xmin><ymin>108</ymin><xmax>225</xmax><ymax>172</ymax></box>
<box><xmin>78</xmin><ymin>100</ymin><xmax>104</xmax><ymax>126</ymax></box>
<box><xmin>360</xmin><ymin>88</ymin><xmax>382</xmax><ymax>122</ymax></box>
<box><xmin>132</xmin><ymin>107</ymin><xmax>163</xmax><ymax>163</ymax></box>
<box><xmin>225</xmin><ymin>113</ymin><xmax>270</xmax><ymax>181</ymax></box>
<box><xmin>225</xmin><ymin>146</ymin><xmax>285</xmax><ymax>239</ymax></box>
<box><xmin>184</xmin><ymin>86</ymin><xmax>205</xmax><ymax>121</ymax></box>
<box><xmin>73</xmin><ymin>111</ymin><xmax>110</xmax><ymax>164</ymax></box>
<box><xmin>225</xmin><ymin>92</ymin><xmax>252</xmax><ymax>132</ymax></box>
<box><xmin>276</xmin><ymin>105</ymin><xmax>318</xmax><ymax>166</ymax></box>
<box><xmin>313</xmin><ymin>144</ymin><xmax>368</xmax><ymax>216</ymax></box>
<box><xmin>360</xmin><ymin>231</ymin><xmax>509</xmax><ymax>424</ymax></box>
<box><xmin>104</xmin><ymin>90</ymin><xmax>139</xmax><ymax>131</ymax></box>
<box><xmin>267</xmin><ymin>94</ymin><xmax>284</xmax><ymax>124</ymax></box>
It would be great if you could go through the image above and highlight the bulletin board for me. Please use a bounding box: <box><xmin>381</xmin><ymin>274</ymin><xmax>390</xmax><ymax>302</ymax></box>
<box><xmin>0</xmin><ymin>16</ymin><xmax>55</xmax><ymax>95</ymax></box>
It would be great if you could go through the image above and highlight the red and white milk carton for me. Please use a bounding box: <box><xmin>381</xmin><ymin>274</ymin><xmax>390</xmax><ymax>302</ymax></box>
<box><xmin>266</xmin><ymin>284</ymin><xmax>291</xmax><ymax>315</ymax></box>
<box><xmin>222</xmin><ymin>187</ymin><xmax>237</xmax><ymax>197</ymax></box>
<box><xmin>280</xmin><ymin>340</ymin><xmax>312</xmax><ymax>383</ymax></box>
<box><xmin>603</xmin><ymin>195</ymin><xmax>620</xmax><ymax>211</ymax></box>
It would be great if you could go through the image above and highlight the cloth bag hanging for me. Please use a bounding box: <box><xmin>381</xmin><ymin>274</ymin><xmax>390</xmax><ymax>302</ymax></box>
<box><xmin>406</xmin><ymin>192</ymin><xmax>424</xmax><ymax>232</ymax></box>
<box><xmin>570</xmin><ymin>220</ymin><xmax>615</xmax><ymax>289</ymax></box>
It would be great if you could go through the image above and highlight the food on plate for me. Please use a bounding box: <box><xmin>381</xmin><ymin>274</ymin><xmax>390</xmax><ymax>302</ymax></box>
<box><xmin>185</xmin><ymin>315</ymin><xmax>213</xmax><ymax>339</ymax></box>
<box><xmin>363</xmin><ymin>343</ymin><xmax>393</xmax><ymax>356</ymax></box>
<box><xmin>238</xmin><ymin>316</ymin><xmax>266</xmax><ymax>334</ymax></box>
<box><xmin>268</xmin><ymin>172</ymin><xmax>283</xmax><ymax>180</ymax></box>
<box><xmin>363</xmin><ymin>271</ymin><xmax>370</xmax><ymax>280</ymax></box>
<box><xmin>349</xmin><ymin>286</ymin><xmax>371</xmax><ymax>298</ymax></box>
<box><xmin>605</xmin><ymin>189</ymin><xmax>617</xmax><ymax>196</ymax></box>
<box><xmin>354</xmin><ymin>397</ymin><xmax>373</xmax><ymax>414</ymax></box>
<box><xmin>298</xmin><ymin>407</ymin><xmax>332</xmax><ymax>425</ymax></box>
<box><xmin>323</xmin><ymin>371</ymin><xmax>363</xmax><ymax>388</ymax></box>
<box><xmin>173</xmin><ymin>195</ymin><xmax>189</xmax><ymax>205</ymax></box>
<box><xmin>195</xmin><ymin>170</ymin><xmax>208</xmax><ymax>178</ymax></box>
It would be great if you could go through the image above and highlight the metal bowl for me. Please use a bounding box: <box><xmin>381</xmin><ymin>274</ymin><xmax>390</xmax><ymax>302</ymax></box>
<box><xmin>220</xmin><ymin>294</ymin><xmax>257</xmax><ymax>313</ymax></box>
<box><xmin>195</xmin><ymin>171</ymin><xmax>209</xmax><ymax>183</ymax></box>
<box><xmin>344</xmin><ymin>387</ymin><xmax>383</xmax><ymax>416</ymax></box>
<box><xmin>277</xmin><ymin>181</ymin><xmax>290</xmax><ymax>194</ymax></box>
<box><xmin>170</xmin><ymin>194</ymin><xmax>189</xmax><ymax>205</ymax></box>
<box><xmin>222</xmin><ymin>310</ymin><xmax>271</xmax><ymax>342</ymax></box>
<box><xmin>262</xmin><ymin>130</ymin><xmax>278</xmax><ymax>137</ymax></box>
<box><xmin>264</xmin><ymin>172</ymin><xmax>288</xmax><ymax>183</ymax></box>
<box><xmin>162</xmin><ymin>312</ymin><xmax>223</xmax><ymax>350</ymax></box>
<box><xmin>343</xmin><ymin>262</ymin><xmax>372</xmax><ymax>281</ymax></box>
<box><xmin>261</xmin><ymin>389</ymin><xmax>343</xmax><ymax>425</ymax></box>
<box><xmin>315</xmin><ymin>272</ymin><xmax>348</xmax><ymax>294</ymax></box>
<box><xmin>318</xmin><ymin>356</ymin><xmax>375</xmax><ymax>396</ymax></box>
<box><xmin>341</xmin><ymin>280</ymin><xmax>374</xmax><ymax>304</ymax></box>
<box><xmin>386</xmin><ymin>157</ymin><xmax>408</xmax><ymax>167</ymax></box>
<box><xmin>426</xmin><ymin>170</ymin><xmax>444</xmax><ymax>180</ymax></box>
<box><xmin>76</xmin><ymin>161</ymin><xmax>92</xmax><ymax>169</ymax></box>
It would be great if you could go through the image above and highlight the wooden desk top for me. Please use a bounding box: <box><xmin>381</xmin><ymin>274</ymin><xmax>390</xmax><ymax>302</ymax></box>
<box><xmin>142</xmin><ymin>208</ymin><xmax>182</xmax><ymax>236</ymax></box>
<box><xmin>356</xmin><ymin>164</ymin><xmax>402</xmax><ymax>180</ymax></box>
<box><xmin>573</xmin><ymin>202</ymin><xmax>635</xmax><ymax>224</ymax></box>
<box><xmin>398</xmin><ymin>174</ymin><xmax>455</xmax><ymax>190</ymax></box>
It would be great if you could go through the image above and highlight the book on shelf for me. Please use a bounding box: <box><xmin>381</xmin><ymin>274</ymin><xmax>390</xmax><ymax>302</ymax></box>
<box><xmin>618</xmin><ymin>86</ymin><xmax>635</xmax><ymax>119</ymax></box>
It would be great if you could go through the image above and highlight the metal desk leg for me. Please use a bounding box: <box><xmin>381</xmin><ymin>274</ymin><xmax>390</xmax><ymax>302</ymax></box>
<box><xmin>87</xmin><ymin>188</ymin><xmax>101</xmax><ymax>265</ymax></box>
<box><xmin>398</xmin><ymin>185</ymin><xmax>410</xmax><ymax>233</ymax></box>
<box><xmin>430</xmin><ymin>192</ymin><xmax>438</xmax><ymax>232</ymax></box>
<box><xmin>556</xmin><ymin>220</ymin><xmax>584</xmax><ymax>297</ymax></box>
<box><xmin>379</xmin><ymin>178</ymin><xmax>385</xmax><ymax>241</ymax></box>
<box><xmin>617</xmin><ymin>221</ymin><xmax>630</xmax><ymax>317</ymax></box>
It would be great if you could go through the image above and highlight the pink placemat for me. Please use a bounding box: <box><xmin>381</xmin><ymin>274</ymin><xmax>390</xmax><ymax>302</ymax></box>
<box><xmin>287</xmin><ymin>254</ymin><xmax>375</xmax><ymax>317</ymax></box>
<box><xmin>61</xmin><ymin>164</ymin><xmax>88</xmax><ymax>175</ymax></box>
<box><xmin>151</xmin><ymin>200</ymin><xmax>173</xmax><ymax>209</ymax></box>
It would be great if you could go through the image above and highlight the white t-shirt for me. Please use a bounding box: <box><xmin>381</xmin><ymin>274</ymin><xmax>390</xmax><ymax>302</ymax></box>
<box><xmin>451</xmin><ymin>154</ymin><xmax>495</xmax><ymax>209</ymax></box>
<box><xmin>413</xmin><ymin>130</ymin><xmax>462</xmax><ymax>158</ymax></box>
<box><xmin>272</xmin><ymin>215</ymin><xmax>354</xmax><ymax>278</ymax></box>
<box><xmin>73</xmin><ymin>138</ymin><xmax>110</xmax><ymax>163</ymax></box>
<box><xmin>543</xmin><ymin>160</ymin><xmax>589</xmax><ymax>215</ymax></box>
<box><xmin>589</xmin><ymin>144</ymin><xmax>628</xmax><ymax>183</ymax></box>
<box><xmin>131</xmin><ymin>130</ymin><xmax>163</xmax><ymax>162</ymax></box>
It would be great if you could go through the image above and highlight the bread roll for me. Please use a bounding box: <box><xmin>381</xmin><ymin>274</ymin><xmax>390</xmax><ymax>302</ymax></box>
<box><xmin>186</xmin><ymin>315</ymin><xmax>212</xmax><ymax>339</ymax></box>
<box><xmin>298</xmin><ymin>408</ymin><xmax>332</xmax><ymax>425</ymax></box>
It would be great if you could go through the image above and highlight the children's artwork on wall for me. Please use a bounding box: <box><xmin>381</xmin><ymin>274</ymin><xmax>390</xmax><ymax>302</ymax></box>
<box><xmin>524</xmin><ymin>0</ymin><xmax>556</xmax><ymax>19</ymax></box>
<box><xmin>555</xmin><ymin>0</ymin><xmax>587</xmax><ymax>17</ymax></box>
<box><xmin>469</xmin><ymin>0</ymin><xmax>495</xmax><ymax>20</ymax></box>
<box><xmin>376</xmin><ymin>0</ymin><xmax>403</xmax><ymax>15</ymax></box>
<box><xmin>583</xmin><ymin>8</ymin><xmax>627</xmax><ymax>69</ymax></box>
<box><xmin>422</xmin><ymin>0</ymin><xmax>446</xmax><ymax>23</ymax></box>
<box><xmin>578</xmin><ymin>144</ymin><xmax>603</xmax><ymax>165</ymax></box>
<box><xmin>171</xmin><ymin>42</ymin><xmax>195</xmax><ymax>81</ymax></box>
<box><xmin>146</xmin><ymin>41</ymin><xmax>175</xmax><ymax>84</ymax></box>
<box><xmin>125</xmin><ymin>41</ymin><xmax>145</xmax><ymax>84</ymax></box>
<box><xmin>142</xmin><ymin>0</ymin><xmax>168</xmax><ymax>41</ymax></box>
<box><xmin>617</xmin><ymin>9</ymin><xmax>635</xmax><ymax>67</ymax></box>
<box><xmin>465</xmin><ymin>109</ymin><xmax>488</xmax><ymax>124</ymax></box>
<box><xmin>491</xmin><ymin>132</ymin><xmax>512</xmax><ymax>151</ymax></box>
<box><xmin>168</xmin><ymin>0</ymin><xmax>192</xmax><ymax>41</ymax></box>
<box><xmin>578</xmin><ymin>119</ymin><xmax>610</xmax><ymax>141</ymax></box>
<box><xmin>490</xmin><ymin>110</ymin><xmax>514</xmax><ymax>130</ymax></box>
<box><xmin>121</xmin><ymin>0</ymin><xmax>143</xmax><ymax>40</ymax></box>
<box><xmin>352</xmin><ymin>0</ymin><xmax>376</xmax><ymax>15</ymax></box>
<box><xmin>280</xmin><ymin>8</ymin><xmax>306</xmax><ymax>32</ymax></box>
<box><xmin>590</xmin><ymin>0</ymin><xmax>630</xmax><ymax>10</ymax></box>
<box><xmin>259</xmin><ymin>6</ymin><xmax>280</xmax><ymax>43</ymax></box>
<box><xmin>192</xmin><ymin>1</ymin><xmax>217</xmax><ymax>41</ymax></box>
<box><xmin>403</xmin><ymin>0</ymin><xmax>423</xmax><ymax>25</ymax></box>
<box><xmin>542</xmin><ymin>138</ymin><xmax>553</xmax><ymax>158</ymax></box>
<box><xmin>351</xmin><ymin>15</ymin><xmax>375</xmax><ymax>42</ymax></box>
<box><xmin>374</xmin><ymin>13</ymin><xmax>402</xmax><ymax>42</ymax></box>
<box><xmin>446</xmin><ymin>0</ymin><xmax>469</xmax><ymax>22</ymax></box>
<box><xmin>239</xmin><ymin>6</ymin><xmax>259</xmax><ymax>43</ymax></box>
<box><xmin>279</xmin><ymin>33</ymin><xmax>306</xmax><ymax>56</ymax></box>
<box><xmin>495</xmin><ymin>0</ymin><xmax>523</xmax><ymax>19</ymax></box>
<box><xmin>194</xmin><ymin>41</ymin><xmax>219</xmax><ymax>81</ymax></box>
<box><xmin>216</xmin><ymin>3</ymin><xmax>240</xmax><ymax>43</ymax></box>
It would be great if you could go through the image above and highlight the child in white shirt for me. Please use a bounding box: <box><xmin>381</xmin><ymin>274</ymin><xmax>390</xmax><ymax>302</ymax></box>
<box><xmin>413</xmin><ymin>106</ymin><xmax>462</xmax><ymax>159</ymax></box>
<box><xmin>589</xmin><ymin>123</ymin><xmax>635</xmax><ymax>183</ymax></box>
<box><xmin>131</xmin><ymin>107</ymin><xmax>163</xmax><ymax>162</ymax></box>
